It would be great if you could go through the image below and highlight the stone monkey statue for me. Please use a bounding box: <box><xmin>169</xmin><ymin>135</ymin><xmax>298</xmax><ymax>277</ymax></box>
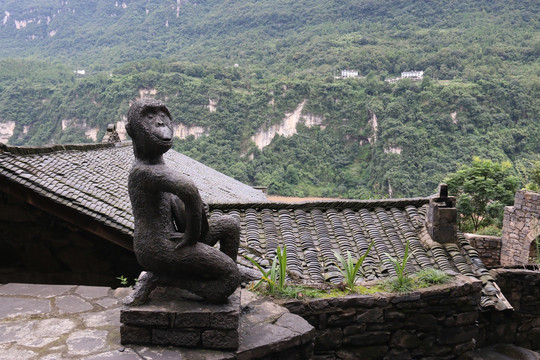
<box><xmin>124</xmin><ymin>98</ymin><xmax>240</xmax><ymax>304</ymax></box>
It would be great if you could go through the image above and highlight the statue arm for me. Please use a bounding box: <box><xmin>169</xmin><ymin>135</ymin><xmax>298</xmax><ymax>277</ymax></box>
<box><xmin>144</xmin><ymin>167</ymin><xmax>205</xmax><ymax>247</ymax></box>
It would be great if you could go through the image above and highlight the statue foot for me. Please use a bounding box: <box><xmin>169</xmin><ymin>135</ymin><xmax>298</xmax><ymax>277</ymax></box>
<box><xmin>123</xmin><ymin>271</ymin><xmax>159</xmax><ymax>306</ymax></box>
<box><xmin>238</xmin><ymin>264</ymin><xmax>261</xmax><ymax>283</ymax></box>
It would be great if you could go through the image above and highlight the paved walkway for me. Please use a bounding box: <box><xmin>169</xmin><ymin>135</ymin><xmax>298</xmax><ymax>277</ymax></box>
<box><xmin>0</xmin><ymin>283</ymin><xmax>228</xmax><ymax>359</ymax></box>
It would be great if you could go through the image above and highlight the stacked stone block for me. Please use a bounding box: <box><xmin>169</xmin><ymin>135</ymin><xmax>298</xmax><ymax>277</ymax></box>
<box><xmin>280</xmin><ymin>276</ymin><xmax>482</xmax><ymax>360</ymax></box>
<box><xmin>501</xmin><ymin>190</ymin><xmax>540</xmax><ymax>265</ymax></box>
<box><xmin>484</xmin><ymin>269</ymin><xmax>540</xmax><ymax>351</ymax></box>
<box><xmin>465</xmin><ymin>234</ymin><xmax>502</xmax><ymax>267</ymax></box>
<box><xmin>121</xmin><ymin>288</ymin><xmax>240</xmax><ymax>350</ymax></box>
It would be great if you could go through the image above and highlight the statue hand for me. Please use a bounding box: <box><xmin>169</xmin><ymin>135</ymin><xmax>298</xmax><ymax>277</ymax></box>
<box><xmin>171</xmin><ymin>232</ymin><xmax>196</xmax><ymax>250</ymax></box>
<box><xmin>174</xmin><ymin>238</ymin><xmax>188</xmax><ymax>250</ymax></box>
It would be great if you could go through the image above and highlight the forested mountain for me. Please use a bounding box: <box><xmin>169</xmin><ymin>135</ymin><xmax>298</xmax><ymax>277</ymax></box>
<box><xmin>0</xmin><ymin>0</ymin><xmax>538</xmax><ymax>198</ymax></box>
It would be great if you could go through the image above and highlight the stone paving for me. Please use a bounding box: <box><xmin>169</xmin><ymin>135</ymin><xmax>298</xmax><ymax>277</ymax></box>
<box><xmin>0</xmin><ymin>283</ymin><xmax>315</xmax><ymax>360</ymax></box>
<box><xmin>0</xmin><ymin>283</ymin><xmax>236</xmax><ymax>359</ymax></box>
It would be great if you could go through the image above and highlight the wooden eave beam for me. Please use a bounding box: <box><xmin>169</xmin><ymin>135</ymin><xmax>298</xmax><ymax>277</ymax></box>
<box><xmin>0</xmin><ymin>176</ymin><xmax>134</xmax><ymax>252</ymax></box>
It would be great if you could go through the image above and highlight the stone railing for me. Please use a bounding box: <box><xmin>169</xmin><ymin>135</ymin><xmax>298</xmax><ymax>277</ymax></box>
<box><xmin>278</xmin><ymin>275</ymin><xmax>481</xmax><ymax>359</ymax></box>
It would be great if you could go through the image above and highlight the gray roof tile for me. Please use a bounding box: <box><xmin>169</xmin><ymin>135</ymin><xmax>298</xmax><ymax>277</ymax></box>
<box><xmin>0</xmin><ymin>142</ymin><xmax>510</xmax><ymax>311</ymax></box>
<box><xmin>0</xmin><ymin>142</ymin><xmax>267</xmax><ymax>238</ymax></box>
<box><xmin>211</xmin><ymin>201</ymin><xmax>511</xmax><ymax>311</ymax></box>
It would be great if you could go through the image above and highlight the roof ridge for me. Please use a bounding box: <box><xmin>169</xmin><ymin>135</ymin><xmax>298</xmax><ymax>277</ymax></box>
<box><xmin>210</xmin><ymin>197</ymin><xmax>430</xmax><ymax>211</ymax></box>
<box><xmin>0</xmin><ymin>142</ymin><xmax>129</xmax><ymax>156</ymax></box>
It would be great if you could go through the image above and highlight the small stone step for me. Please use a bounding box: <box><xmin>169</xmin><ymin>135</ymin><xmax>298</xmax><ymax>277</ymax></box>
<box><xmin>121</xmin><ymin>287</ymin><xmax>241</xmax><ymax>350</ymax></box>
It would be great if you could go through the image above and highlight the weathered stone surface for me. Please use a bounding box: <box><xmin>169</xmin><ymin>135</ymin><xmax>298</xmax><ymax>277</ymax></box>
<box><xmin>120</xmin><ymin>324</ymin><xmax>152</xmax><ymax>345</ymax></box>
<box><xmin>81</xmin><ymin>348</ymin><xmax>142</xmax><ymax>360</ymax></box>
<box><xmin>336</xmin><ymin>345</ymin><xmax>388</xmax><ymax>360</ymax></box>
<box><xmin>501</xmin><ymin>191</ymin><xmax>540</xmax><ymax>266</ymax></box>
<box><xmin>135</xmin><ymin>346</ymin><xmax>235</xmax><ymax>360</ymax></box>
<box><xmin>459</xmin><ymin>344</ymin><xmax>540</xmax><ymax>360</ymax></box>
<box><xmin>202</xmin><ymin>329</ymin><xmax>239</xmax><ymax>350</ymax></box>
<box><xmin>390</xmin><ymin>329</ymin><xmax>421</xmax><ymax>349</ymax></box>
<box><xmin>344</xmin><ymin>331</ymin><xmax>390</xmax><ymax>346</ymax></box>
<box><xmin>175</xmin><ymin>311</ymin><xmax>211</xmax><ymax>328</ymax></box>
<box><xmin>455</xmin><ymin>311</ymin><xmax>478</xmax><ymax>326</ymax></box>
<box><xmin>243</xmin><ymin>298</ymin><xmax>288</xmax><ymax>325</ymax></box>
<box><xmin>56</xmin><ymin>295</ymin><xmax>94</xmax><ymax>314</ymax></box>
<box><xmin>438</xmin><ymin>325</ymin><xmax>478</xmax><ymax>345</ymax></box>
<box><xmin>329</xmin><ymin>294</ymin><xmax>375</xmax><ymax>308</ymax></box>
<box><xmin>0</xmin><ymin>318</ymin><xmax>77</xmax><ymax>348</ymax></box>
<box><xmin>66</xmin><ymin>329</ymin><xmax>109</xmax><ymax>356</ymax></box>
<box><xmin>120</xmin><ymin>308</ymin><xmax>170</xmax><ymax>326</ymax></box>
<box><xmin>274</xmin><ymin>312</ymin><xmax>315</xmax><ymax>343</ymax></box>
<box><xmin>343</xmin><ymin>324</ymin><xmax>366</xmax><ymax>336</ymax></box>
<box><xmin>237</xmin><ymin>323</ymin><xmax>298</xmax><ymax>359</ymax></box>
<box><xmin>76</xmin><ymin>285</ymin><xmax>111</xmax><ymax>299</ymax></box>
<box><xmin>314</xmin><ymin>328</ymin><xmax>343</xmax><ymax>350</ymax></box>
<box><xmin>209</xmin><ymin>308</ymin><xmax>240</xmax><ymax>330</ymax></box>
<box><xmin>0</xmin><ymin>297</ymin><xmax>51</xmax><ymax>319</ymax></box>
<box><xmin>355</xmin><ymin>308</ymin><xmax>383</xmax><ymax>323</ymax></box>
<box><xmin>409</xmin><ymin>314</ymin><xmax>438</xmax><ymax>332</ymax></box>
<box><xmin>0</xmin><ymin>283</ymin><xmax>73</xmax><ymax>298</ymax></box>
<box><xmin>82</xmin><ymin>308</ymin><xmax>121</xmax><ymax>328</ymax></box>
<box><xmin>153</xmin><ymin>328</ymin><xmax>201</xmax><ymax>347</ymax></box>
<box><xmin>0</xmin><ymin>344</ymin><xmax>36</xmax><ymax>360</ymax></box>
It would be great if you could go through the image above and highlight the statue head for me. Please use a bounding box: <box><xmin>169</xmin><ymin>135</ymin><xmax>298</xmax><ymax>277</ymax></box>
<box><xmin>127</xmin><ymin>98</ymin><xmax>174</xmax><ymax>160</ymax></box>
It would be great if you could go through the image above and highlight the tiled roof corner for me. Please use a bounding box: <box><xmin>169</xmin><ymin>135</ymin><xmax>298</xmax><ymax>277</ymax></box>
<box><xmin>0</xmin><ymin>142</ymin><xmax>267</xmax><ymax>242</ymax></box>
<box><xmin>211</xmin><ymin>201</ymin><xmax>512</xmax><ymax>311</ymax></box>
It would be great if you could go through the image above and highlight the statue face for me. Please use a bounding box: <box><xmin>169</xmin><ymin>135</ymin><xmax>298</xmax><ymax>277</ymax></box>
<box><xmin>142</xmin><ymin>107</ymin><xmax>173</xmax><ymax>145</ymax></box>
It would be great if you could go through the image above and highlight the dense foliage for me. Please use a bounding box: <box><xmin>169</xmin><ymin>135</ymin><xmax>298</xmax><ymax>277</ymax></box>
<box><xmin>0</xmin><ymin>0</ymin><xmax>538</xmax><ymax>198</ymax></box>
<box><xmin>444</xmin><ymin>158</ymin><xmax>519</xmax><ymax>232</ymax></box>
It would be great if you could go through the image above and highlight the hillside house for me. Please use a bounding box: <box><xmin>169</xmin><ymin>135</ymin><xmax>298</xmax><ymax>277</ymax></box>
<box><xmin>340</xmin><ymin>69</ymin><xmax>359</xmax><ymax>78</ymax></box>
<box><xmin>401</xmin><ymin>70</ymin><xmax>424</xmax><ymax>79</ymax></box>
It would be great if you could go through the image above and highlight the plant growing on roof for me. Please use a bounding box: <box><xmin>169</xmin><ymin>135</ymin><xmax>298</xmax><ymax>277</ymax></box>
<box><xmin>243</xmin><ymin>245</ymin><xmax>287</xmax><ymax>295</ymax></box>
<box><xmin>415</xmin><ymin>268</ymin><xmax>451</xmax><ymax>287</ymax></box>
<box><xmin>384</xmin><ymin>239</ymin><xmax>413</xmax><ymax>293</ymax></box>
<box><xmin>333</xmin><ymin>241</ymin><xmax>374</xmax><ymax>291</ymax></box>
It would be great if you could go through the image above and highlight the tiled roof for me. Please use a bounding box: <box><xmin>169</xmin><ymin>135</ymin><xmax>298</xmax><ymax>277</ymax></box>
<box><xmin>0</xmin><ymin>142</ymin><xmax>267</xmax><ymax>240</ymax></box>
<box><xmin>210</xmin><ymin>201</ymin><xmax>511</xmax><ymax>311</ymax></box>
<box><xmin>0</xmin><ymin>142</ymin><xmax>509</xmax><ymax>310</ymax></box>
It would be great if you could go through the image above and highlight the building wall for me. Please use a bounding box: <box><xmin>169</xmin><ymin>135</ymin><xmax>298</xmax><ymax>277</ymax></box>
<box><xmin>480</xmin><ymin>268</ymin><xmax>540</xmax><ymax>350</ymax></box>
<box><xmin>280</xmin><ymin>276</ymin><xmax>481</xmax><ymax>359</ymax></box>
<box><xmin>500</xmin><ymin>190</ymin><xmax>540</xmax><ymax>265</ymax></box>
<box><xmin>464</xmin><ymin>233</ymin><xmax>502</xmax><ymax>267</ymax></box>
<box><xmin>278</xmin><ymin>271</ymin><xmax>540</xmax><ymax>359</ymax></box>
<box><xmin>0</xmin><ymin>190</ymin><xmax>141</xmax><ymax>287</ymax></box>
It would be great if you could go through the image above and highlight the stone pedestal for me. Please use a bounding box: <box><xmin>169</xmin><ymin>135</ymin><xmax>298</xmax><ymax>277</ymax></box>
<box><xmin>120</xmin><ymin>287</ymin><xmax>240</xmax><ymax>350</ymax></box>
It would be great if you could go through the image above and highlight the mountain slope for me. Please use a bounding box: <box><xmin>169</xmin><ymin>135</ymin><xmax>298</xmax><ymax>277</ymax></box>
<box><xmin>0</xmin><ymin>0</ymin><xmax>538</xmax><ymax>198</ymax></box>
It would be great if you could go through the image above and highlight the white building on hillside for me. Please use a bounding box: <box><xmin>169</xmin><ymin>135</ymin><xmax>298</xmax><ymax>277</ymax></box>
<box><xmin>401</xmin><ymin>70</ymin><xmax>423</xmax><ymax>79</ymax></box>
<box><xmin>341</xmin><ymin>69</ymin><xmax>359</xmax><ymax>78</ymax></box>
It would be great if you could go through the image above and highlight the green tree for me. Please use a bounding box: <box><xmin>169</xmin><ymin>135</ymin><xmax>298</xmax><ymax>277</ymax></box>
<box><xmin>525</xmin><ymin>161</ymin><xmax>540</xmax><ymax>191</ymax></box>
<box><xmin>444</xmin><ymin>157</ymin><xmax>519</xmax><ymax>232</ymax></box>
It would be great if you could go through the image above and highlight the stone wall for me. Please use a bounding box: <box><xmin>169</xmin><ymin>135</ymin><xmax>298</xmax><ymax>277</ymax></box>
<box><xmin>0</xmin><ymin>191</ymin><xmax>141</xmax><ymax>287</ymax></box>
<box><xmin>500</xmin><ymin>190</ymin><xmax>540</xmax><ymax>265</ymax></box>
<box><xmin>464</xmin><ymin>233</ymin><xmax>502</xmax><ymax>267</ymax></box>
<box><xmin>279</xmin><ymin>276</ymin><xmax>481</xmax><ymax>360</ymax></box>
<box><xmin>480</xmin><ymin>268</ymin><xmax>540</xmax><ymax>351</ymax></box>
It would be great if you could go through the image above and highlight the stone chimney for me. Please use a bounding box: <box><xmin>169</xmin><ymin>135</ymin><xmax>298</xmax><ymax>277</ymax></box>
<box><xmin>102</xmin><ymin>124</ymin><xmax>121</xmax><ymax>143</ymax></box>
<box><xmin>426</xmin><ymin>184</ymin><xmax>457</xmax><ymax>243</ymax></box>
